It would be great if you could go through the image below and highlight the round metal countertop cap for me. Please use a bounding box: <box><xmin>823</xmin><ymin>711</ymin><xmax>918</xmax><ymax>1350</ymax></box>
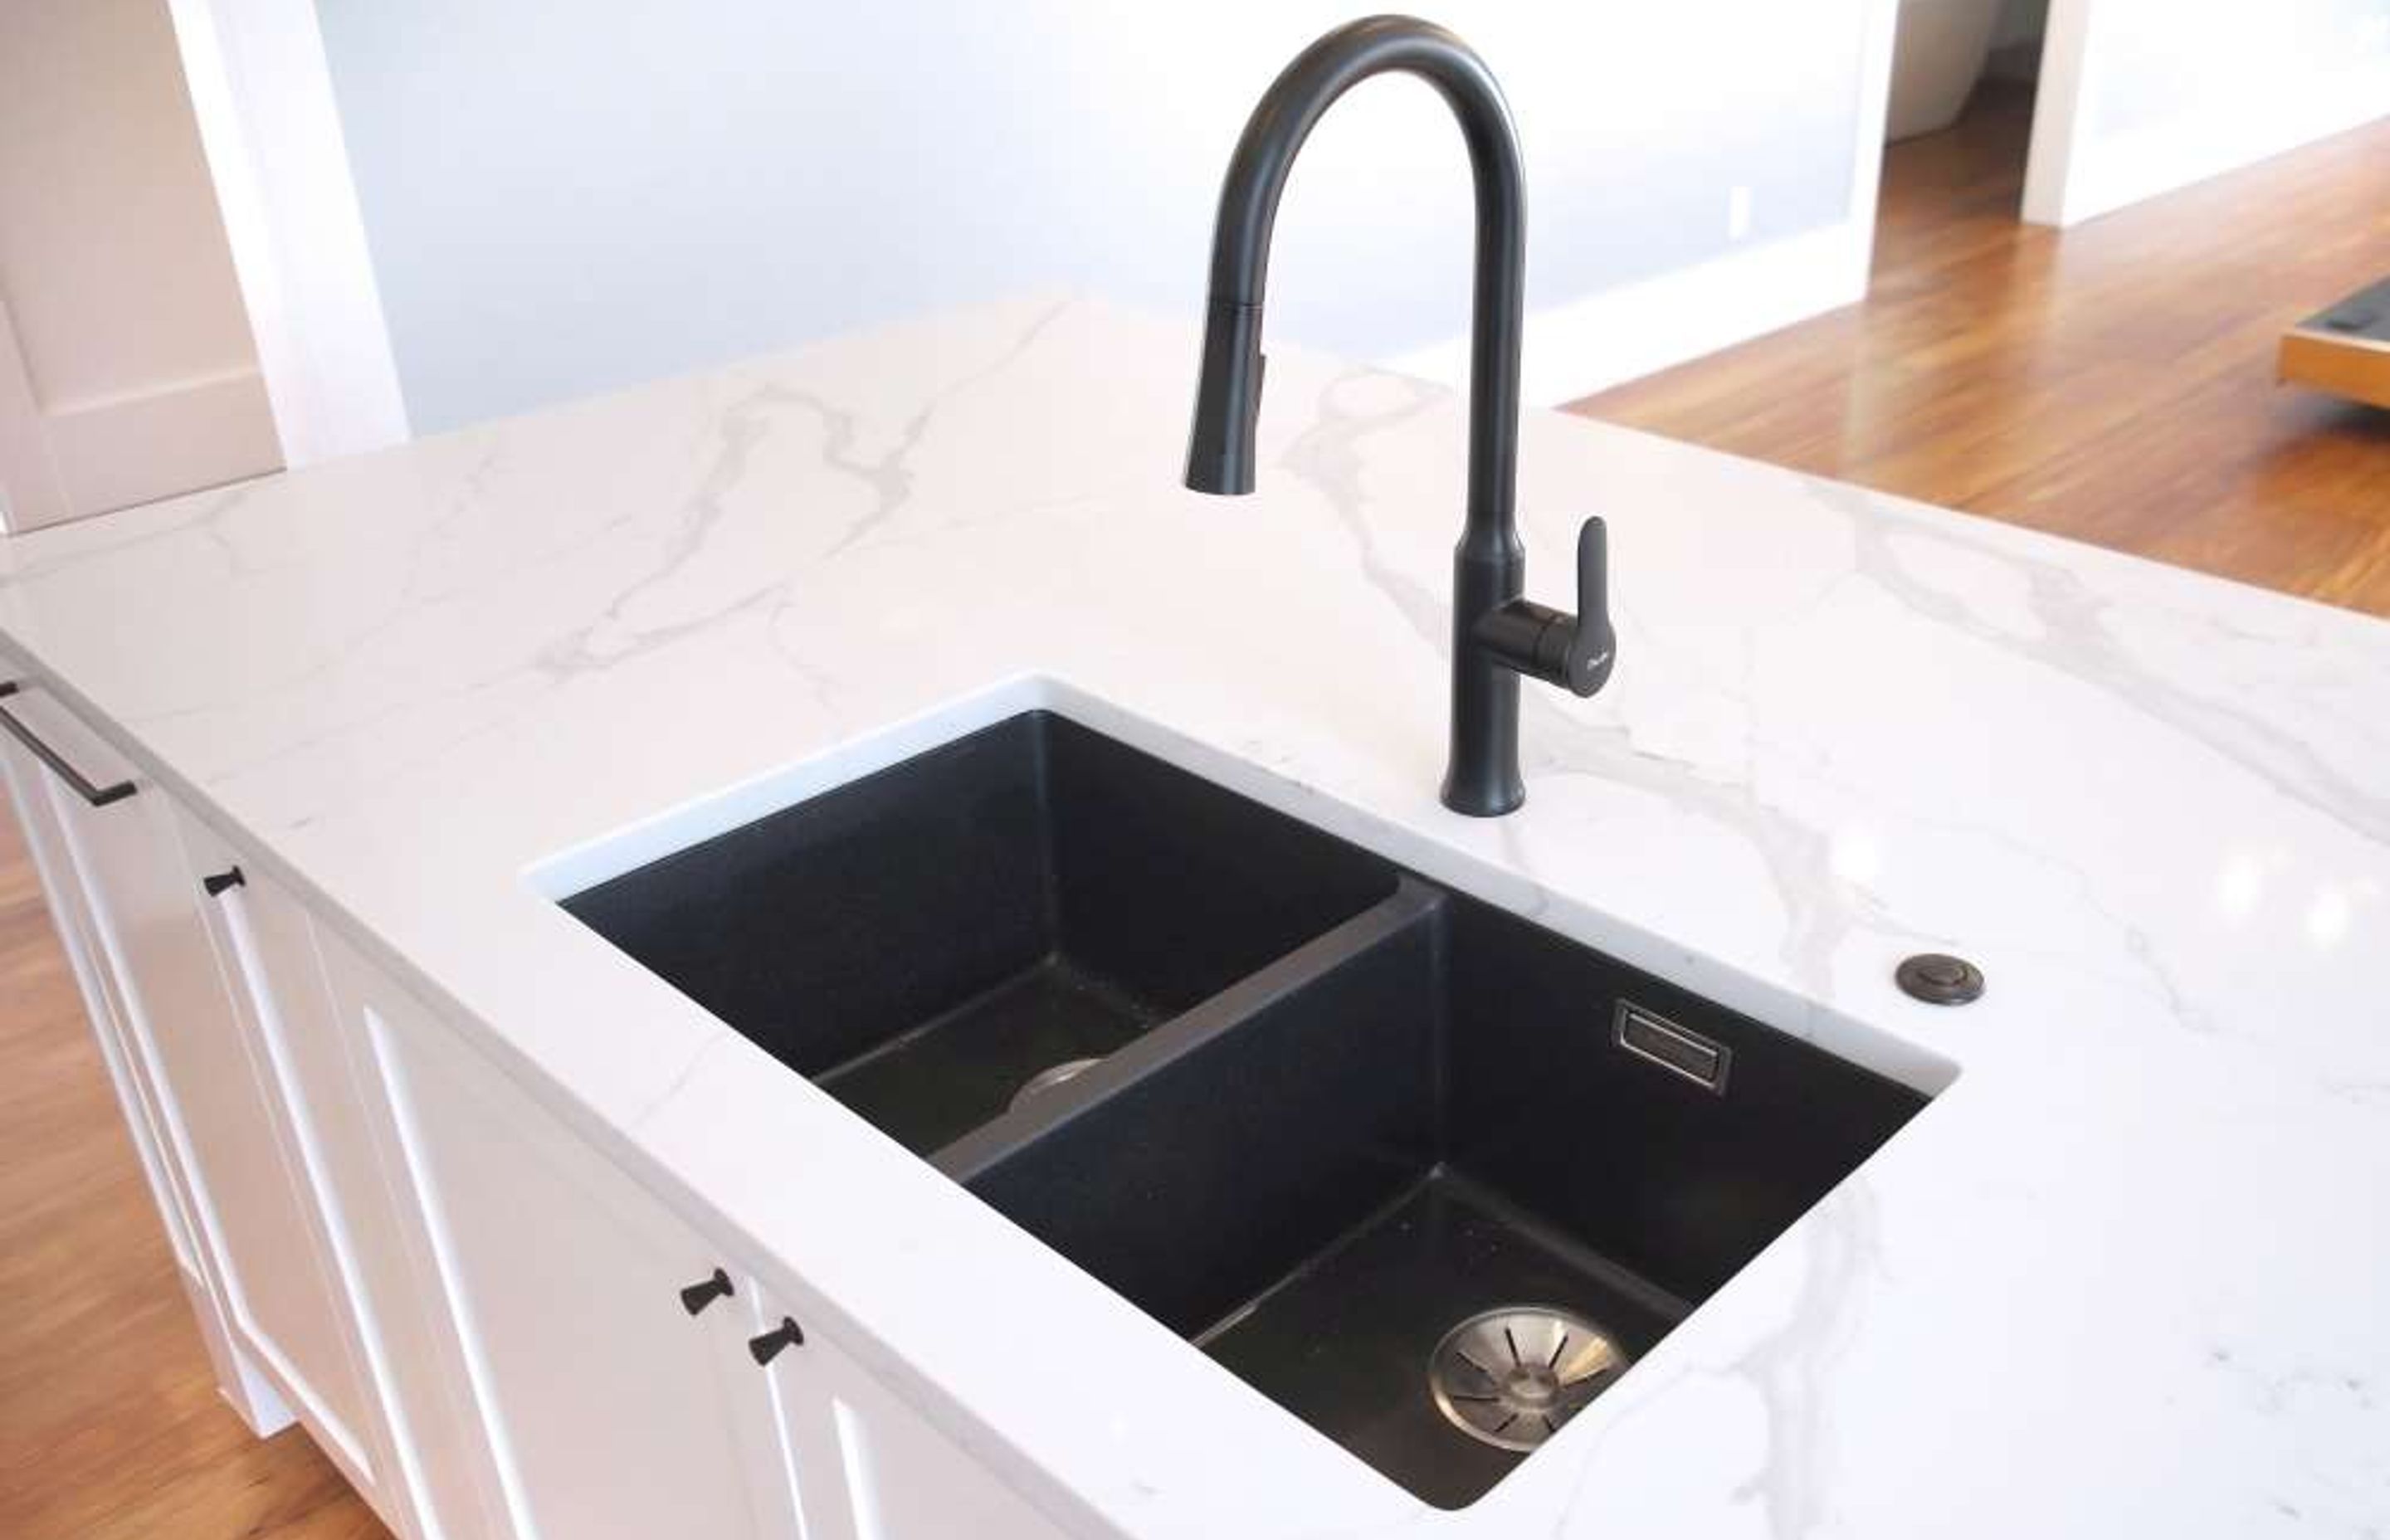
<box><xmin>1896</xmin><ymin>953</ymin><xmax>1984</xmax><ymax>1005</ymax></box>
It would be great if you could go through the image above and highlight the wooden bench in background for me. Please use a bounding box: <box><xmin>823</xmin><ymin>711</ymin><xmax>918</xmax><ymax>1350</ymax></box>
<box><xmin>2280</xmin><ymin>275</ymin><xmax>2390</xmax><ymax>409</ymax></box>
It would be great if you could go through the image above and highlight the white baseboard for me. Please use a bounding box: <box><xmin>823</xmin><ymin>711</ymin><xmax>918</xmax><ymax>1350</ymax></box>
<box><xmin>1383</xmin><ymin>220</ymin><xmax>1871</xmax><ymax>407</ymax></box>
<box><xmin>2051</xmin><ymin>66</ymin><xmax>2390</xmax><ymax>227</ymax></box>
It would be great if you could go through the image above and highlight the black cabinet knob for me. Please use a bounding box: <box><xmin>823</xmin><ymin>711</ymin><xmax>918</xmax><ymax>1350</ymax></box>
<box><xmin>748</xmin><ymin>1316</ymin><xmax>804</xmax><ymax>1366</ymax></box>
<box><xmin>202</xmin><ymin>867</ymin><xmax>246</xmax><ymax>898</ymax></box>
<box><xmin>678</xmin><ymin>1268</ymin><xmax>734</xmax><ymax>1317</ymax></box>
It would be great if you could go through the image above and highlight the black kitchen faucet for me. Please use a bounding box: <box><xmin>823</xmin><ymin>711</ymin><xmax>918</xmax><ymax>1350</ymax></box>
<box><xmin>1182</xmin><ymin>15</ymin><xmax>1617</xmax><ymax>816</ymax></box>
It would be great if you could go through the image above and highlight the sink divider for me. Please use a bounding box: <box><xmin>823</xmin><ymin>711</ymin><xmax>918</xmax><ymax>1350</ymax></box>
<box><xmin>934</xmin><ymin>875</ymin><xmax>1443</xmax><ymax>1182</ymax></box>
<box><xmin>937</xmin><ymin>875</ymin><xmax>1451</xmax><ymax>1338</ymax></box>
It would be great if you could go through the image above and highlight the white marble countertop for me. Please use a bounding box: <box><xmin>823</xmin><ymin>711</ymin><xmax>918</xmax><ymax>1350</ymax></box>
<box><xmin>4</xmin><ymin>296</ymin><xmax>2387</xmax><ymax>1538</ymax></box>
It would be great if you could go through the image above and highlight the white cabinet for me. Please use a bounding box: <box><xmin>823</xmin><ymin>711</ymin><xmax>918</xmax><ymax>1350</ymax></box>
<box><xmin>0</xmin><ymin>685</ymin><xmax>399</xmax><ymax>1513</ymax></box>
<box><xmin>320</xmin><ymin>937</ymin><xmax>809</xmax><ymax>1540</ymax></box>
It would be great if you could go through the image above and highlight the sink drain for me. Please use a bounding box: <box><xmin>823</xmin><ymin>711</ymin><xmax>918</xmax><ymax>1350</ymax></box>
<box><xmin>1428</xmin><ymin>1306</ymin><xmax>1627</xmax><ymax>1452</ymax></box>
<box><xmin>1008</xmin><ymin>1057</ymin><xmax>1102</xmax><ymax>1112</ymax></box>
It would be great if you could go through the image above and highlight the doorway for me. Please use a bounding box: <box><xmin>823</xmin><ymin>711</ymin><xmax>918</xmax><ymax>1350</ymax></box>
<box><xmin>1879</xmin><ymin>0</ymin><xmax>2049</xmax><ymax>251</ymax></box>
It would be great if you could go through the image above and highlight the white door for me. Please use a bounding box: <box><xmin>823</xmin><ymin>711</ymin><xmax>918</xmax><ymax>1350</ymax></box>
<box><xmin>758</xmin><ymin>1288</ymin><xmax>1076</xmax><ymax>1540</ymax></box>
<box><xmin>0</xmin><ymin>0</ymin><xmax>280</xmax><ymax>529</ymax></box>
<box><xmin>335</xmin><ymin>950</ymin><xmax>806</xmax><ymax>1540</ymax></box>
<box><xmin>7</xmin><ymin>686</ymin><xmax>386</xmax><ymax>1487</ymax></box>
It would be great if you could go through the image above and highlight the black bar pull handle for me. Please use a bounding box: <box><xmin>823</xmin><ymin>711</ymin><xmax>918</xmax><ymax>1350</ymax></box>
<box><xmin>748</xmin><ymin>1316</ymin><xmax>804</xmax><ymax>1366</ymax></box>
<box><xmin>0</xmin><ymin>681</ymin><xmax>136</xmax><ymax>807</ymax></box>
<box><xmin>202</xmin><ymin>867</ymin><xmax>246</xmax><ymax>899</ymax></box>
<box><xmin>678</xmin><ymin>1268</ymin><xmax>734</xmax><ymax>1317</ymax></box>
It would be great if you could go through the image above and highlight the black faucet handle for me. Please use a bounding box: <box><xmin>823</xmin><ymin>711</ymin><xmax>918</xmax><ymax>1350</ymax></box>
<box><xmin>1473</xmin><ymin>515</ymin><xmax>1617</xmax><ymax>699</ymax></box>
<box><xmin>1562</xmin><ymin>516</ymin><xmax>1617</xmax><ymax>697</ymax></box>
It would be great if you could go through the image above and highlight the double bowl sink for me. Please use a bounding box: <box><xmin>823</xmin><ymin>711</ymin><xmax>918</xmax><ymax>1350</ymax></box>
<box><xmin>562</xmin><ymin>710</ymin><xmax>1931</xmax><ymax>1509</ymax></box>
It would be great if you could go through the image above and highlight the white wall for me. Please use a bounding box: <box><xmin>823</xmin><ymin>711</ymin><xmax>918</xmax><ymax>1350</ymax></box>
<box><xmin>2025</xmin><ymin>0</ymin><xmax>2390</xmax><ymax>227</ymax></box>
<box><xmin>312</xmin><ymin>1</ymin><xmax>1894</xmax><ymax>432</ymax></box>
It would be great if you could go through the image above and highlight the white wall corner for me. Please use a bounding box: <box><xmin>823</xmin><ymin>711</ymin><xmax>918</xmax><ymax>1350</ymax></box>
<box><xmin>167</xmin><ymin>0</ymin><xmax>410</xmax><ymax>466</ymax></box>
<box><xmin>1847</xmin><ymin>0</ymin><xmax>1901</xmax><ymax>254</ymax></box>
<box><xmin>2021</xmin><ymin>0</ymin><xmax>2097</xmax><ymax>226</ymax></box>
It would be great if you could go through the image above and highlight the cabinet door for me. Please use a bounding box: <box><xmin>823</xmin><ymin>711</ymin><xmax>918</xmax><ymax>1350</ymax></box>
<box><xmin>12</xmin><ymin>694</ymin><xmax>385</xmax><ymax>1485</ymax></box>
<box><xmin>760</xmin><ymin>1295</ymin><xmax>1076</xmax><ymax>1540</ymax></box>
<box><xmin>324</xmin><ymin>942</ymin><xmax>803</xmax><ymax>1540</ymax></box>
<box><xmin>0</xmin><ymin>732</ymin><xmax>287</xmax><ymax>1434</ymax></box>
<box><xmin>184</xmin><ymin>822</ymin><xmax>518</xmax><ymax>1540</ymax></box>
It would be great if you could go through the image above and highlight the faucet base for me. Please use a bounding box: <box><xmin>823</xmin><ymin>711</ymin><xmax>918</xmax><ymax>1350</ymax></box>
<box><xmin>1441</xmin><ymin>779</ymin><xmax>1524</xmax><ymax>819</ymax></box>
<box><xmin>1441</xmin><ymin>738</ymin><xmax>1524</xmax><ymax>816</ymax></box>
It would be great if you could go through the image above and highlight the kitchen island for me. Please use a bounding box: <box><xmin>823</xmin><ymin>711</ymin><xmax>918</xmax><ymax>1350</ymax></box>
<box><xmin>2</xmin><ymin>295</ymin><xmax>2385</xmax><ymax>1538</ymax></box>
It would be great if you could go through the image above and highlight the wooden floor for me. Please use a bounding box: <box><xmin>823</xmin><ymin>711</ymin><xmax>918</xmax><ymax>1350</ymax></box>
<box><xmin>0</xmin><ymin>811</ymin><xmax>385</xmax><ymax>1538</ymax></box>
<box><xmin>3</xmin><ymin>85</ymin><xmax>2386</xmax><ymax>1540</ymax></box>
<box><xmin>1571</xmin><ymin>84</ymin><xmax>2390</xmax><ymax>618</ymax></box>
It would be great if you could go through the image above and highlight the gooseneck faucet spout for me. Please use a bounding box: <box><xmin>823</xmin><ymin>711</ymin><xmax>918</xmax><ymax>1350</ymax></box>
<box><xmin>1183</xmin><ymin>15</ymin><xmax>1615</xmax><ymax>816</ymax></box>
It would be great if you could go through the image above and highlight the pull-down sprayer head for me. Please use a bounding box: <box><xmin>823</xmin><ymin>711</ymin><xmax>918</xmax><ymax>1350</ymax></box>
<box><xmin>1182</xmin><ymin>15</ymin><xmax>1523</xmax><ymax>513</ymax></box>
<box><xmin>1184</xmin><ymin>300</ymin><xmax>1266</xmax><ymax>495</ymax></box>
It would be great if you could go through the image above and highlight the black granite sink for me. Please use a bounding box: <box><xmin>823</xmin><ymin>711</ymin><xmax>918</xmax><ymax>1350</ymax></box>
<box><xmin>563</xmin><ymin>709</ymin><xmax>1934</xmax><ymax>1508</ymax></box>
<box><xmin>562</xmin><ymin>712</ymin><xmax>1397</xmax><ymax>1154</ymax></box>
<box><xmin>944</xmin><ymin>877</ymin><xmax>1927</xmax><ymax>1507</ymax></box>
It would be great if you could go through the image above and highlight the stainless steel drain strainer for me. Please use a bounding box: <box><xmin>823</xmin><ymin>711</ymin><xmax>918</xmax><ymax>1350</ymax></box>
<box><xmin>1009</xmin><ymin>1056</ymin><xmax>1102</xmax><ymax>1111</ymax></box>
<box><xmin>1428</xmin><ymin>1306</ymin><xmax>1627</xmax><ymax>1451</ymax></box>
